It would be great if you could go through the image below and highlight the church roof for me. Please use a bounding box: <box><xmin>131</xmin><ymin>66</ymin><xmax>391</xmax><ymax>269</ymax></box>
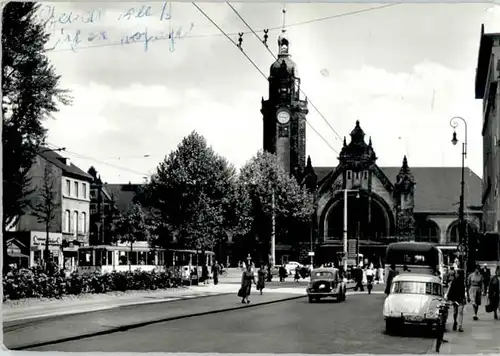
<box><xmin>314</xmin><ymin>166</ymin><xmax>482</xmax><ymax>213</ymax></box>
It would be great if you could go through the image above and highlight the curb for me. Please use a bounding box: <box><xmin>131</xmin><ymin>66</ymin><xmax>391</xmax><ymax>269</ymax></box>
<box><xmin>10</xmin><ymin>294</ymin><xmax>306</xmax><ymax>350</ymax></box>
<box><xmin>3</xmin><ymin>291</ymin><xmax>236</xmax><ymax>324</ymax></box>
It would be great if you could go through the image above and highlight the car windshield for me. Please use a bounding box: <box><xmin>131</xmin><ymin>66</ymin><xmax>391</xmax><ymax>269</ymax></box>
<box><xmin>391</xmin><ymin>281</ymin><xmax>443</xmax><ymax>296</ymax></box>
<box><xmin>314</xmin><ymin>271</ymin><xmax>335</xmax><ymax>278</ymax></box>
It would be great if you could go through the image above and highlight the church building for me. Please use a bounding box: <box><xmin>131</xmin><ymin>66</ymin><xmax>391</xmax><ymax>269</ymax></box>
<box><xmin>261</xmin><ymin>30</ymin><xmax>483</xmax><ymax>266</ymax></box>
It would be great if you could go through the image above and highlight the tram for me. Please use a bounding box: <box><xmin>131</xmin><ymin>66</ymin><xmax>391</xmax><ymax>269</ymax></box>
<box><xmin>76</xmin><ymin>241</ymin><xmax>215</xmax><ymax>275</ymax></box>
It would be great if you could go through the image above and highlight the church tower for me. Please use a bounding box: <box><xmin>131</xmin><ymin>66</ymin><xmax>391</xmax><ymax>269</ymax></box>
<box><xmin>261</xmin><ymin>24</ymin><xmax>309</xmax><ymax>181</ymax></box>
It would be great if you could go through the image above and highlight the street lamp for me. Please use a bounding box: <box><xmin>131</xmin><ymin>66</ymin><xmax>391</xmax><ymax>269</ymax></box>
<box><xmin>449</xmin><ymin>116</ymin><xmax>468</xmax><ymax>270</ymax></box>
<box><xmin>343</xmin><ymin>189</ymin><xmax>360</xmax><ymax>271</ymax></box>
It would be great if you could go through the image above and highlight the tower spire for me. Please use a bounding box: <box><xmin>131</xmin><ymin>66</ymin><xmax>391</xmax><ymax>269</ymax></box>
<box><xmin>277</xmin><ymin>6</ymin><xmax>290</xmax><ymax>55</ymax></box>
<box><xmin>281</xmin><ymin>5</ymin><xmax>286</xmax><ymax>32</ymax></box>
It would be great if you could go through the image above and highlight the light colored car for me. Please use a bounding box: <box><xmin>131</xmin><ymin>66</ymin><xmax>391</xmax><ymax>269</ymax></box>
<box><xmin>285</xmin><ymin>261</ymin><xmax>302</xmax><ymax>275</ymax></box>
<box><xmin>307</xmin><ymin>267</ymin><xmax>347</xmax><ymax>303</ymax></box>
<box><xmin>383</xmin><ymin>273</ymin><xmax>447</xmax><ymax>333</ymax></box>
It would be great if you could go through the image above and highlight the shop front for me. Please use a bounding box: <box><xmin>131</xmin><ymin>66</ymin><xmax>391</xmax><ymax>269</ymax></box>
<box><xmin>30</xmin><ymin>231</ymin><xmax>63</xmax><ymax>268</ymax></box>
<box><xmin>62</xmin><ymin>239</ymin><xmax>81</xmax><ymax>273</ymax></box>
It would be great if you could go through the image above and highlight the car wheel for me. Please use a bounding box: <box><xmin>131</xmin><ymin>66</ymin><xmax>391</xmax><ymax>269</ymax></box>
<box><xmin>308</xmin><ymin>296</ymin><xmax>314</xmax><ymax>303</ymax></box>
<box><xmin>385</xmin><ymin>319</ymin><xmax>398</xmax><ymax>334</ymax></box>
<box><xmin>338</xmin><ymin>292</ymin><xmax>346</xmax><ymax>302</ymax></box>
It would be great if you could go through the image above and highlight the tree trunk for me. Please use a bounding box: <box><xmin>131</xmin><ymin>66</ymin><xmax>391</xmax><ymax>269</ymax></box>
<box><xmin>45</xmin><ymin>223</ymin><xmax>50</xmax><ymax>272</ymax></box>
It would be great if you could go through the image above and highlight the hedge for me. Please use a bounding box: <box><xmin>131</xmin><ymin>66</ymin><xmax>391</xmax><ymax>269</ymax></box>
<box><xmin>2</xmin><ymin>267</ymin><xmax>180</xmax><ymax>301</ymax></box>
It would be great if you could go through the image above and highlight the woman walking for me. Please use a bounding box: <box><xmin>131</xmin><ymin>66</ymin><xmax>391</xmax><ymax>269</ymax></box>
<box><xmin>238</xmin><ymin>264</ymin><xmax>256</xmax><ymax>304</ymax></box>
<box><xmin>446</xmin><ymin>269</ymin><xmax>467</xmax><ymax>332</ymax></box>
<box><xmin>487</xmin><ymin>265</ymin><xmax>500</xmax><ymax>319</ymax></box>
<box><xmin>257</xmin><ymin>264</ymin><xmax>267</xmax><ymax>295</ymax></box>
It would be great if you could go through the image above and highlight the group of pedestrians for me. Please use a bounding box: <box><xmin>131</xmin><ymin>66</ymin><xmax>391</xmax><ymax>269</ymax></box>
<box><xmin>442</xmin><ymin>264</ymin><xmax>500</xmax><ymax>333</ymax></box>
<box><xmin>237</xmin><ymin>262</ymin><xmax>268</xmax><ymax>304</ymax></box>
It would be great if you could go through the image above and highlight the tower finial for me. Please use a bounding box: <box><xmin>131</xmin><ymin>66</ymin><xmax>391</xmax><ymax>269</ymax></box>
<box><xmin>281</xmin><ymin>5</ymin><xmax>286</xmax><ymax>33</ymax></box>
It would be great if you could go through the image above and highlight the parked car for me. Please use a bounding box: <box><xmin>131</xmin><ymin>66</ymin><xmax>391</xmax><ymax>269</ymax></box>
<box><xmin>307</xmin><ymin>267</ymin><xmax>347</xmax><ymax>303</ymax></box>
<box><xmin>285</xmin><ymin>261</ymin><xmax>302</xmax><ymax>276</ymax></box>
<box><xmin>383</xmin><ymin>273</ymin><xmax>447</xmax><ymax>333</ymax></box>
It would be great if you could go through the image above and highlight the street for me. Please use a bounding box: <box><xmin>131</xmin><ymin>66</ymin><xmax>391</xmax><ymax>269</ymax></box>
<box><xmin>25</xmin><ymin>286</ymin><xmax>437</xmax><ymax>353</ymax></box>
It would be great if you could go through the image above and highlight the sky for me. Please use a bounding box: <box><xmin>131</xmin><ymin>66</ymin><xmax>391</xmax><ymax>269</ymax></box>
<box><xmin>39</xmin><ymin>1</ymin><xmax>500</xmax><ymax>184</ymax></box>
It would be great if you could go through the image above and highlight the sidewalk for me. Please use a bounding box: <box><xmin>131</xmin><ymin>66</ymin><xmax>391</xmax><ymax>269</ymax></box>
<box><xmin>2</xmin><ymin>283</ymin><xmax>239</xmax><ymax>322</ymax></box>
<box><xmin>436</xmin><ymin>304</ymin><xmax>500</xmax><ymax>354</ymax></box>
<box><xmin>4</xmin><ymin>291</ymin><xmax>303</xmax><ymax>350</ymax></box>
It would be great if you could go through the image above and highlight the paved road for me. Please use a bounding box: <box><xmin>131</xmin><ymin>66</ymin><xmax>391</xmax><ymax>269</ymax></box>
<box><xmin>28</xmin><ymin>289</ymin><xmax>437</xmax><ymax>353</ymax></box>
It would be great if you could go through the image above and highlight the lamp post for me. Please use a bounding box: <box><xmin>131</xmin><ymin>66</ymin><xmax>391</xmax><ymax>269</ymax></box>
<box><xmin>343</xmin><ymin>189</ymin><xmax>360</xmax><ymax>271</ymax></box>
<box><xmin>449</xmin><ymin>116</ymin><xmax>468</xmax><ymax>270</ymax></box>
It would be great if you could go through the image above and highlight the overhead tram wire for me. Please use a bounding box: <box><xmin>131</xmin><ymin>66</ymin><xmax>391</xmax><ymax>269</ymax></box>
<box><xmin>45</xmin><ymin>142</ymin><xmax>151</xmax><ymax>177</ymax></box>
<box><xmin>192</xmin><ymin>2</ymin><xmax>339</xmax><ymax>155</ymax></box>
<box><xmin>227</xmin><ymin>2</ymin><xmax>343</xmax><ymax>143</ymax></box>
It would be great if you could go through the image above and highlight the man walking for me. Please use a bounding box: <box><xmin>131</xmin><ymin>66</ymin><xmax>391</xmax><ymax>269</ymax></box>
<box><xmin>481</xmin><ymin>263</ymin><xmax>491</xmax><ymax>296</ymax></box>
<box><xmin>212</xmin><ymin>261</ymin><xmax>221</xmax><ymax>286</ymax></box>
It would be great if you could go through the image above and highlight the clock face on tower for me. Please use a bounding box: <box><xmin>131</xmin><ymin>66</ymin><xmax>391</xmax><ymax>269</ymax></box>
<box><xmin>276</xmin><ymin>109</ymin><xmax>290</xmax><ymax>124</ymax></box>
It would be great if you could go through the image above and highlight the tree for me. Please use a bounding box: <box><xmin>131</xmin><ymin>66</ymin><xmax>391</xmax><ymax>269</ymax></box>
<box><xmin>144</xmin><ymin>131</ymin><xmax>237</xmax><ymax>258</ymax></box>
<box><xmin>30</xmin><ymin>163</ymin><xmax>60</xmax><ymax>271</ymax></box>
<box><xmin>236</xmin><ymin>151</ymin><xmax>315</xmax><ymax>263</ymax></box>
<box><xmin>2</xmin><ymin>2</ymin><xmax>71</xmax><ymax>268</ymax></box>
<box><xmin>114</xmin><ymin>201</ymin><xmax>151</xmax><ymax>271</ymax></box>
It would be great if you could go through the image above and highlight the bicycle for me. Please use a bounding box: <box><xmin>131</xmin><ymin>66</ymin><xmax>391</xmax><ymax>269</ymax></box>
<box><xmin>435</xmin><ymin>299</ymin><xmax>457</xmax><ymax>353</ymax></box>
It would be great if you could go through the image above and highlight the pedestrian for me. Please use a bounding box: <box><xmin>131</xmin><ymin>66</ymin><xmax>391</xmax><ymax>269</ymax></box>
<box><xmin>385</xmin><ymin>264</ymin><xmax>396</xmax><ymax>296</ymax></box>
<box><xmin>487</xmin><ymin>265</ymin><xmax>500</xmax><ymax>319</ymax></box>
<box><xmin>354</xmin><ymin>264</ymin><xmax>364</xmax><ymax>292</ymax></box>
<box><xmin>467</xmin><ymin>264</ymin><xmax>484</xmax><ymax>321</ymax></box>
<box><xmin>294</xmin><ymin>265</ymin><xmax>300</xmax><ymax>282</ymax></box>
<box><xmin>202</xmin><ymin>264</ymin><xmax>209</xmax><ymax>284</ymax></box>
<box><xmin>212</xmin><ymin>261</ymin><xmax>221</xmax><ymax>286</ymax></box>
<box><xmin>238</xmin><ymin>263</ymin><xmax>256</xmax><ymax>304</ymax></box>
<box><xmin>446</xmin><ymin>268</ymin><xmax>467</xmax><ymax>332</ymax></box>
<box><xmin>257</xmin><ymin>264</ymin><xmax>267</xmax><ymax>295</ymax></box>
<box><xmin>365</xmin><ymin>264</ymin><xmax>375</xmax><ymax>294</ymax></box>
<box><xmin>279</xmin><ymin>265</ymin><xmax>287</xmax><ymax>282</ymax></box>
<box><xmin>481</xmin><ymin>264</ymin><xmax>491</xmax><ymax>296</ymax></box>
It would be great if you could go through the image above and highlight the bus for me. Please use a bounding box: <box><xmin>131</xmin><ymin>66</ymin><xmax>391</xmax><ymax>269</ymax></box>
<box><xmin>384</xmin><ymin>242</ymin><xmax>444</xmax><ymax>281</ymax></box>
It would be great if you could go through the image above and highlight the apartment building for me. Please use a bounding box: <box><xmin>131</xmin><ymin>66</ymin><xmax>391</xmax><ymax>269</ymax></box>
<box><xmin>475</xmin><ymin>24</ymin><xmax>500</xmax><ymax>261</ymax></box>
<box><xmin>14</xmin><ymin>148</ymin><xmax>93</xmax><ymax>270</ymax></box>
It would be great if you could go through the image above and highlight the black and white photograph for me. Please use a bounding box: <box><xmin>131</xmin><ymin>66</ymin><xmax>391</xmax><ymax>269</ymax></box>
<box><xmin>2</xmin><ymin>0</ymin><xmax>500</xmax><ymax>353</ymax></box>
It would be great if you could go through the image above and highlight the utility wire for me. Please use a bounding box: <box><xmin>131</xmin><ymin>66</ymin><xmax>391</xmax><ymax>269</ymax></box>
<box><xmin>46</xmin><ymin>142</ymin><xmax>151</xmax><ymax>177</ymax></box>
<box><xmin>227</xmin><ymin>2</ymin><xmax>344</xmax><ymax>143</ymax></box>
<box><xmin>192</xmin><ymin>2</ymin><xmax>339</xmax><ymax>155</ymax></box>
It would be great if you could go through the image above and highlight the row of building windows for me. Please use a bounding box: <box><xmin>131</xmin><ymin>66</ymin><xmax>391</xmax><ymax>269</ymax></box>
<box><xmin>64</xmin><ymin>210</ymin><xmax>87</xmax><ymax>234</ymax></box>
<box><xmin>65</xmin><ymin>179</ymin><xmax>87</xmax><ymax>199</ymax></box>
<box><xmin>347</xmin><ymin>171</ymin><xmax>368</xmax><ymax>180</ymax></box>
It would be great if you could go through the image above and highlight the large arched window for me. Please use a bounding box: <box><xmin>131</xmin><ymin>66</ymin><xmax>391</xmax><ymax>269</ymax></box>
<box><xmin>415</xmin><ymin>219</ymin><xmax>440</xmax><ymax>243</ymax></box>
<box><xmin>73</xmin><ymin>211</ymin><xmax>79</xmax><ymax>234</ymax></box>
<box><xmin>64</xmin><ymin>210</ymin><xmax>71</xmax><ymax>232</ymax></box>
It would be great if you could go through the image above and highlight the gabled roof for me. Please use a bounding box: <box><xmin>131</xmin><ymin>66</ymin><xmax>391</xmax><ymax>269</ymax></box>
<box><xmin>38</xmin><ymin>148</ymin><xmax>93</xmax><ymax>182</ymax></box>
<box><xmin>104</xmin><ymin>183</ymin><xmax>143</xmax><ymax>214</ymax></box>
<box><xmin>314</xmin><ymin>166</ymin><xmax>482</xmax><ymax>214</ymax></box>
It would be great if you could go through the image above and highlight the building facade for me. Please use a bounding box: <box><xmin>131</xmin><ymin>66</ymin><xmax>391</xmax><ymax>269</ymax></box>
<box><xmin>13</xmin><ymin>148</ymin><xmax>92</xmax><ymax>270</ymax></box>
<box><xmin>258</xmin><ymin>32</ymin><xmax>483</xmax><ymax>267</ymax></box>
<box><xmin>475</xmin><ymin>24</ymin><xmax>500</xmax><ymax>261</ymax></box>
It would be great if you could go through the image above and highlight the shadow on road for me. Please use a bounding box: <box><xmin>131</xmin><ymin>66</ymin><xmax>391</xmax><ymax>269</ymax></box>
<box><xmin>384</xmin><ymin>323</ymin><xmax>438</xmax><ymax>339</ymax></box>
